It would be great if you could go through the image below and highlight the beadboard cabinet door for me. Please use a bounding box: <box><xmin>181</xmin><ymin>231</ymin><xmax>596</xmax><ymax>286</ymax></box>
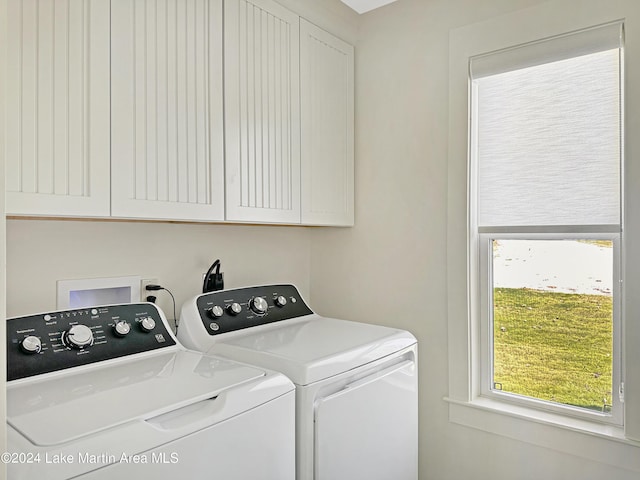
<box><xmin>300</xmin><ymin>19</ymin><xmax>354</xmax><ymax>226</ymax></box>
<box><xmin>111</xmin><ymin>0</ymin><xmax>225</xmax><ymax>221</ymax></box>
<box><xmin>224</xmin><ymin>0</ymin><xmax>301</xmax><ymax>223</ymax></box>
<box><xmin>5</xmin><ymin>0</ymin><xmax>111</xmax><ymax>217</ymax></box>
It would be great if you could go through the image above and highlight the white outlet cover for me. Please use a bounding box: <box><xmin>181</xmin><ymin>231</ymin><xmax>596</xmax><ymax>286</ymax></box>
<box><xmin>340</xmin><ymin>0</ymin><xmax>398</xmax><ymax>14</ymax></box>
<box><xmin>57</xmin><ymin>275</ymin><xmax>141</xmax><ymax>309</ymax></box>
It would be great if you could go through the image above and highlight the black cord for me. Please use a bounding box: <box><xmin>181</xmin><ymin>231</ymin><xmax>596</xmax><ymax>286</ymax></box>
<box><xmin>202</xmin><ymin>259</ymin><xmax>223</xmax><ymax>293</ymax></box>
<box><xmin>146</xmin><ymin>284</ymin><xmax>178</xmax><ymax>335</ymax></box>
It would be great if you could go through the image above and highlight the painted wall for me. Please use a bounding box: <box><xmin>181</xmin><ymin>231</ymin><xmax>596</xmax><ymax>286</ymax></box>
<box><xmin>6</xmin><ymin>220</ymin><xmax>312</xmax><ymax>321</ymax></box>
<box><xmin>309</xmin><ymin>0</ymin><xmax>639</xmax><ymax>479</ymax></box>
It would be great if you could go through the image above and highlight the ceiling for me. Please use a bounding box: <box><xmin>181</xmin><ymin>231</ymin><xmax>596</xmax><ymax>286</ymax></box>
<box><xmin>340</xmin><ymin>0</ymin><xmax>399</xmax><ymax>14</ymax></box>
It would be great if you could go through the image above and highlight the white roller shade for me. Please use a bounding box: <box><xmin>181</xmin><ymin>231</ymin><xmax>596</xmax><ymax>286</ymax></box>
<box><xmin>470</xmin><ymin>21</ymin><xmax>623</xmax><ymax>79</ymax></box>
<box><xmin>473</xmin><ymin>37</ymin><xmax>622</xmax><ymax>229</ymax></box>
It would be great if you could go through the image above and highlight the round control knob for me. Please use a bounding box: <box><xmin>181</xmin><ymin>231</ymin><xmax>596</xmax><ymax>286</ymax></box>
<box><xmin>140</xmin><ymin>316</ymin><xmax>156</xmax><ymax>332</ymax></box>
<box><xmin>20</xmin><ymin>336</ymin><xmax>42</xmax><ymax>354</ymax></box>
<box><xmin>274</xmin><ymin>295</ymin><xmax>287</xmax><ymax>308</ymax></box>
<box><xmin>113</xmin><ymin>321</ymin><xmax>131</xmax><ymax>337</ymax></box>
<box><xmin>250</xmin><ymin>297</ymin><xmax>269</xmax><ymax>315</ymax></box>
<box><xmin>227</xmin><ymin>303</ymin><xmax>242</xmax><ymax>316</ymax></box>
<box><xmin>64</xmin><ymin>324</ymin><xmax>94</xmax><ymax>349</ymax></box>
<box><xmin>207</xmin><ymin>305</ymin><xmax>224</xmax><ymax>319</ymax></box>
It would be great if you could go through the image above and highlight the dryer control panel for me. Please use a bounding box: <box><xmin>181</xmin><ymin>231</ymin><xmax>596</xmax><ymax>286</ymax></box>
<box><xmin>196</xmin><ymin>284</ymin><xmax>313</xmax><ymax>336</ymax></box>
<box><xmin>7</xmin><ymin>303</ymin><xmax>176</xmax><ymax>381</ymax></box>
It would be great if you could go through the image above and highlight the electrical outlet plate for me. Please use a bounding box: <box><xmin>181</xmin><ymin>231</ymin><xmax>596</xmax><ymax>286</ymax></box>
<box><xmin>141</xmin><ymin>278</ymin><xmax>159</xmax><ymax>301</ymax></box>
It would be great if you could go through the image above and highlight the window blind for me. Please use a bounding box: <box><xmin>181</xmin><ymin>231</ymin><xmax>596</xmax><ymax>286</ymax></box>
<box><xmin>471</xmin><ymin>23</ymin><xmax>622</xmax><ymax>230</ymax></box>
<box><xmin>470</xmin><ymin>21</ymin><xmax>623</xmax><ymax>79</ymax></box>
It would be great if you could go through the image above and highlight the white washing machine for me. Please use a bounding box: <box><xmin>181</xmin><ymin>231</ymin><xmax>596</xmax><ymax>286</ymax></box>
<box><xmin>178</xmin><ymin>284</ymin><xmax>418</xmax><ymax>480</ymax></box>
<box><xmin>6</xmin><ymin>302</ymin><xmax>295</xmax><ymax>480</ymax></box>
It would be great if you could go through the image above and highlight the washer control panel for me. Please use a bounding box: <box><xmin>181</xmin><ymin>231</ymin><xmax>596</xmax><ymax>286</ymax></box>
<box><xmin>7</xmin><ymin>303</ymin><xmax>176</xmax><ymax>381</ymax></box>
<box><xmin>196</xmin><ymin>284</ymin><xmax>313</xmax><ymax>336</ymax></box>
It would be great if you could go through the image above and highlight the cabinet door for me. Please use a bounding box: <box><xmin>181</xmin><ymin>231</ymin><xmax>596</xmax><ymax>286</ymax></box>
<box><xmin>5</xmin><ymin>0</ymin><xmax>110</xmax><ymax>217</ymax></box>
<box><xmin>300</xmin><ymin>20</ymin><xmax>354</xmax><ymax>226</ymax></box>
<box><xmin>111</xmin><ymin>0</ymin><xmax>224</xmax><ymax>221</ymax></box>
<box><xmin>224</xmin><ymin>0</ymin><xmax>301</xmax><ymax>223</ymax></box>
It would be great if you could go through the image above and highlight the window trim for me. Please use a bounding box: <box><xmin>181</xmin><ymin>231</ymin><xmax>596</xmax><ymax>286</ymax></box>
<box><xmin>447</xmin><ymin>0</ymin><xmax>640</xmax><ymax>469</ymax></box>
<box><xmin>468</xmin><ymin>26</ymin><xmax>624</xmax><ymax>425</ymax></box>
<box><xmin>476</xmin><ymin>232</ymin><xmax>623</xmax><ymax>426</ymax></box>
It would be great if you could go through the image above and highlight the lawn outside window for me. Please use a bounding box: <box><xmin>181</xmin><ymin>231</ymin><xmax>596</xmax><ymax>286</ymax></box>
<box><xmin>478</xmin><ymin>234</ymin><xmax>622</xmax><ymax>425</ymax></box>
<box><xmin>469</xmin><ymin>22</ymin><xmax>623</xmax><ymax>424</ymax></box>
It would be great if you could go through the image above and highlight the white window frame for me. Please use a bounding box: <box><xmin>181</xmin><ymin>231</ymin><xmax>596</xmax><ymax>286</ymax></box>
<box><xmin>468</xmin><ymin>36</ymin><xmax>624</xmax><ymax>425</ymax></box>
<box><xmin>446</xmin><ymin>0</ymin><xmax>640</xmax><ymax>472</ymax></box>
<box><xmin>476</xmin><ymin>232</ymin><xmax>623</xmax><ymax>426</ymax></box>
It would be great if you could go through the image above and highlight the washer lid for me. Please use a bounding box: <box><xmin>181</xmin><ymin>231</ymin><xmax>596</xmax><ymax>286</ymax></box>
<box><xmin>210</xmin><ymin>316</ymin><xmax>417</xmax><ymax>385</ymax></box>
<box><xmin>7</xmin><ymin>350</ymin><xmax>270</xmax><ymax>446</ymax></box>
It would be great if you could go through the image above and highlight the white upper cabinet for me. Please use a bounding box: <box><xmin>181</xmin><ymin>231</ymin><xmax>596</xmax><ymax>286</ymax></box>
<box><xmin>6</xmin><ymin>0</ymin><xmax>354</xmax><ymax>226</ymax></box>
<box><xmin>300</xmin><ymin>19</ymin><xmax>354</xmax><ymax>226</ymax></box>
<box><xmin>224</xmin><ymin>0</ymin><xmax>301</xmax><ymax>223</ymax></box>
<box><xmin>5</xmin><ymin>0</ymin><xmax>111</xmax><ymax>217</ymax></box>
<box><xmin>110</xmin><ymin>0</ymin><xmax>225</xmax><ymax>221</ymax></box>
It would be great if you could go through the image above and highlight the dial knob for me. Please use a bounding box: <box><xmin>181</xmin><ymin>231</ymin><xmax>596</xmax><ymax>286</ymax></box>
<box><xmin>207</xmin><ymin>305</ymin><xmax>224</xmax><ymax>319</ymax></box>
<box><xmin>64</xmin><ymin>324</ymin><xmax>94</xmax><ymax>349</ymax></box>
<box><xmin>20</xmin><ymin>336</ymin><xmax>42</xmax><ymax>354</ymax></box>
<box><xmin>274</xmin><ymin>295</ymin><xmax>287</xmax><ymax>308</ymax></box>
<box><xmin>227</xmin><ymin>303</ymin><xmax>242</xmax><ymax>316</ymax></box>
<box><xmin>250</xmin><ymin>297</ymin><xmax>268</xmax><ymax>315</ymax></box>
<box><xmin>140</xmin><ymin>316</ymin><xmax>156</xmax><ymax>332</ymax></box>
<box><xmin>113</xmin><ymin>321</ymin><xmax>131</xmax><ymax>337</ymax></box>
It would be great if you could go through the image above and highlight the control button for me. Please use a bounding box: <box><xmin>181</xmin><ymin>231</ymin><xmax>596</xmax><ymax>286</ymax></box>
<box><xmin>113</xmin><ymin>321</ymin><xmax>131</xmax><ymax>337</ymax></box>
<box><xmin>250</xmin><ymin>297</ymin><xmax>268</xmax><ymax>315</ymax></box>
<box><xmin>140</xmin><ymin>316</ymin><xmax>156</xmax><ymax>332</ymax></box>
<box><xmin>227</xmin><ymin>303</ymin><xmax>242</xmax><ymax>316</ymax></box>
<box><xmin>20</xmin><ymin>336</ymin><xmax>42</xmax><ymax>354</ymax></box>
<box><xmin>64</xmin><ymin>325</ymin><xmax>94</xmax><ymax>349</ymax></box>
<box><xmin>209</xmin><ymin>322</ymin><xmax>220</xmax><ymax>331</ymax></box>
<box><xmin>91</xmin><ymin>309</ymin><xmax>98</xmax><ymax>315</ymax></box>
<box><xmin>274</xmin><ymin>295</ymin><xmax>287</xmax><ymax>308</ymax></box>
<box><xmin>290</xmin><ymin>297</ymin><xmax>297</xmax><ymax>304</ymax></box>
<box><xmin>206</xmin><ymin>305</ymin><xmax>224</xmax><ymax>319</ymax></box>
<box><xmin>44</xmin><ymin>314</ymin><xmax>52</xmax><ymax>322</ymax></box>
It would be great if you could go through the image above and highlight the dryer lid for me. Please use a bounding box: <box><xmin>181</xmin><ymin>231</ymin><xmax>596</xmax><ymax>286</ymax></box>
<box><xmin>7</xmin><ymin>350</ymin><xmax>269</xmax><ymax>446</ymax></box>
<box><xmin>209</xmin><ymin>316</ymin><xmax>416</xmax><ymax>385</ymax></box>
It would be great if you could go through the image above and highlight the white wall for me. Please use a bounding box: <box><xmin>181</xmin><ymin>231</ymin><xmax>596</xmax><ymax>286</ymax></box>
<box><xmin>6</xmin><ymin>220</ymin><xmax>312</xmax><ymax>321</ymax></box>
<box><xmin>309</xmin><ymin>0</ymin><xmax>639</xmax><ymax>479</ymax></box>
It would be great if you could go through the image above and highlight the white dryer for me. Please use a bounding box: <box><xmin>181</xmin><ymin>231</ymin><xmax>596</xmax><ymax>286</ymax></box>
<box><xmin>178</xmin><ymin>284</ymin><xmax>418</xmax><ymax>480</ymax></box>
<box><xmin>6</xmin><ymin>302</ymin><xmax>295</xmax><ymax>480</ymax></box>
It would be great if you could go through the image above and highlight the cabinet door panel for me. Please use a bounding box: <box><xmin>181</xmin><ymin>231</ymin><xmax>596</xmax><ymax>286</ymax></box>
<box><xmin>111</xmin><ymin>0</ymin><xmax>224</xmax><ymax>221</ymax></box>
<box><xmin>6</xmin><ymin>0</ymin><xmax>110</xmax><ymax>216</ymax></box>
<box><xmin>300</xmin><ymin>19</ymin><xmax>354</xmax><ymax>226</ymax></box>
<box><xmin>225</xmin><ymin>0</ymin><xmax>300</xmax><ymax>223</ymax></box>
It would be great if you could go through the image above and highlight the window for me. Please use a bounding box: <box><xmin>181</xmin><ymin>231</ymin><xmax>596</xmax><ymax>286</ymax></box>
<box><xmin>469</xmin><ymin>23</ymin><xmax>623</xmax><ymax>423</ymax></box>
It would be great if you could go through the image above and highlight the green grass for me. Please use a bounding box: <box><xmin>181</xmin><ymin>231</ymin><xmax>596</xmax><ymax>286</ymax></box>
<box><xmin>493</xmin><ymin>288</ymin><xmax>613</xmax><ymax>412</ymax></box>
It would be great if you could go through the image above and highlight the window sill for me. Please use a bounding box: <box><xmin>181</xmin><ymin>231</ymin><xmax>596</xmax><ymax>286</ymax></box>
<box><xmin>445</xmin><ymin>396</ymin><xmax>640</xmax><ymax>472</ymax></box>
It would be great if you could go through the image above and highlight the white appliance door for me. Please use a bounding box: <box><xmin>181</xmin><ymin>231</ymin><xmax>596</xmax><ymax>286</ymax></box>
<box><xmin>314</xmin><ymin>359</ymin><xmax>418</xmax><ymax>480</ymax></box>
<box><xmin>79</xmin><ymin>391</ymin><xmax>295</xmax><ymax>480</ymax></box>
